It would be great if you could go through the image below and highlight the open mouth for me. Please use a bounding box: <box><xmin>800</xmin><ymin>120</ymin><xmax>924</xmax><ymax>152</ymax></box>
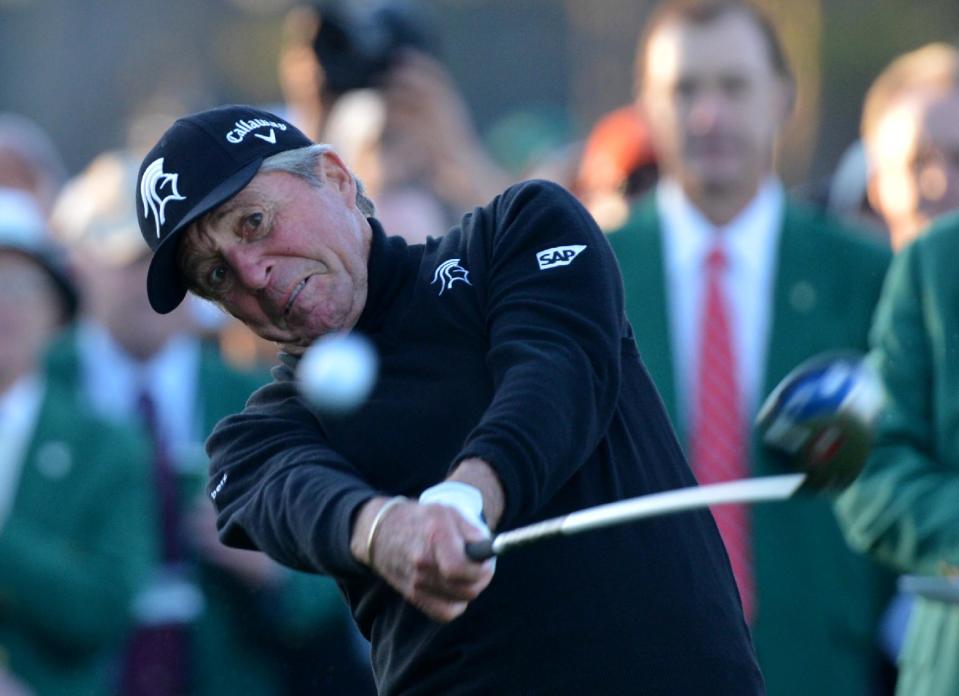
<box><xmin>284</xmin><ymin>276</ymin><xmax>311</xmax><ymax>317</ymax></box>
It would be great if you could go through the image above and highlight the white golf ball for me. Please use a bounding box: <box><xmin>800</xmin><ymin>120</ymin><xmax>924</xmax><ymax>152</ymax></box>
<box><xmin>297</xmin><ymin>332</ymin><xmax>378</xmax><ymax>414</ymax></box>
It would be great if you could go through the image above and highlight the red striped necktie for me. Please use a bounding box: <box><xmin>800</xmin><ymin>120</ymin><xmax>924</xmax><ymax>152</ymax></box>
<box><xmin>690</xmin><ymin>244</ymin><xmax>754</xmax><ymax>623</ymax></box>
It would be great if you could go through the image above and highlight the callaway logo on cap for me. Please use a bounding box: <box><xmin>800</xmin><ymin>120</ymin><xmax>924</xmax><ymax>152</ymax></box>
<box><xmin>135</xmin><ymin>104</ymin><xmax>313</xmax><ymax>314</ymax></box>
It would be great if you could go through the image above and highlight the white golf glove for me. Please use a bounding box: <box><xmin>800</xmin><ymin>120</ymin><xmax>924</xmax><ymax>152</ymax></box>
<box><xmin>419</xmin><ymin>481</ymin><xmax>494</xmax><ymax>567</ymax></box>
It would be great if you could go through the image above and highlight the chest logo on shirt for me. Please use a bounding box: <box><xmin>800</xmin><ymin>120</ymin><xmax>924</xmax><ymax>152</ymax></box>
<box><xmin>431</xmin><ymin>258</ymin><xmax>472</xmax><ymax>295</ymax></box>
<box><xmin>536</xmin><ymin>244</ymin><xmax>587</xmax><ymax>270</ymax></box>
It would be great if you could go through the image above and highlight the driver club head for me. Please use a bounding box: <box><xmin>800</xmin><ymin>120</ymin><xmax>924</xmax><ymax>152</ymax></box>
<box><xmin>756</xmin><ymin>352</ymin><xmax>885</xmax><ymax>493</ymax></box>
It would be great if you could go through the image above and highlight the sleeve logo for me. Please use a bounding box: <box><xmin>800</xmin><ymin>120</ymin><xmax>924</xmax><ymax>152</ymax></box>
<box><xmin>536</xmin><ymin>245</ymin><xmax>587</xmax><ymax>270</ymax></box>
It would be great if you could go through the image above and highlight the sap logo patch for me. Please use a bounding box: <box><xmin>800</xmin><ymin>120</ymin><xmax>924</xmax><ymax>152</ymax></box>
<box><xmin>536</xmin><ymin>245</ymin><xmax>587</xmax><ymax>271</ymax></box>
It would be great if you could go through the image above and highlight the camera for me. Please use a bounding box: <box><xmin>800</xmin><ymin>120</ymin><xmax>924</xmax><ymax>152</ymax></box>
<box><xmin>312</xmin><ymin>1</ymin><xmax>437</xmax><ymax>97</ymax></box>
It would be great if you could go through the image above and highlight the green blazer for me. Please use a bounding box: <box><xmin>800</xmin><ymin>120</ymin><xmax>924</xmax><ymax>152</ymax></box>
<box><xmin>46</xmin><ymin>335</ymin><xmax>368</xmax><ymax>696</ymax></box>
<box><xmin>0</xmin><ymin>374</ymin><xmax>155</xmax><ymax>696</ymax></box>
<box><xmin>608</xmin><ymin>194</ymin><xmax>894</xmax><ymax>696</ymax></box>
<box><xmin>837</xmin><ymin>215</ymin><xmax>959</xmax><ymax>696</ymax></box>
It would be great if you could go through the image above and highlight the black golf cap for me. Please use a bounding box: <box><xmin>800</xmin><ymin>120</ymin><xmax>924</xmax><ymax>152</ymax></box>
<box><xmin>136</xmin><ymin>104</ymin><xmax>313</xmax><ymax>313</ymax></box>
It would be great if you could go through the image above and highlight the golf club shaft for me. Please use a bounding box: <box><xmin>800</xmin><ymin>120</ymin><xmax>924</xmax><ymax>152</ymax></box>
<box><xmin>465</xmin><ymin>473</ymin><xmax>806</xmax><ymax>561</ymax></box>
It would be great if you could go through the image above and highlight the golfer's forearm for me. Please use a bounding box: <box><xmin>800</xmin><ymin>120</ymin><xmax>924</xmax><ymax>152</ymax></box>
<box><xmin>448</xmin><ymin>457</ymin><xmax>504</xmax><ymax>531</ymax></box>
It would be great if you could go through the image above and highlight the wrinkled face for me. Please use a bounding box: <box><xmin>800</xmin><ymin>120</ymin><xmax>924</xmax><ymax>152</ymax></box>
<box><xmin>0</xmin><ymin>252</ymin><xmax>60</xmax><ymax>387</ymax></box>
<box><xmin>639</xmin><ymin>11</ymin><xmax>791</xmax><ymax>199</ymax></box>
<box><xmin>869</xmin><ymin>92</ymin><xmax>959</xmax><ymax>249</ymax></box>
<box><xmin>177</xmin><ymin>153</ymin><xmax>371</xmax><ymax>355</ymax></box>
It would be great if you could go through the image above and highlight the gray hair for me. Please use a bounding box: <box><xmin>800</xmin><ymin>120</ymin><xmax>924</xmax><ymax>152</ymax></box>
<box><xmin>260</xmin><ymin>144</ymin><xmax>375</xmax><ymax>216</ymax></box>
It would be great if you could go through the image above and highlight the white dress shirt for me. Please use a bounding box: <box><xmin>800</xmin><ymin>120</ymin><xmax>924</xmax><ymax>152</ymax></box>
<box><xmin>0</xmin><ymin>374</ymin><xmax>44</xmax><ymax>527</ymax></box>
<box><xmin>76</xmin><ymin>321</ymin><xmax>204</xmax><ymax>472</ymax></box>
<box><xmin>656</xmin><ymin>177</ymin><xmax>784</xmax><ymax>430</ymax></box>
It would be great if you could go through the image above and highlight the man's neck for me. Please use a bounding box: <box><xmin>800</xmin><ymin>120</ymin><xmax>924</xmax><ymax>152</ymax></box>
<box><xmin>105</xmin><ymin>325</ymin><xmax>178</xmax><ymax>364</ymax></box>
<box><xmin>682</xmin><ymin>181</ymin><xmax>763</xmax><ymax>227</ymax></box>
<box><xmin>889</xmin><ymin>219</ymin><xmax>923</xmax><ymax>252</ymax></box>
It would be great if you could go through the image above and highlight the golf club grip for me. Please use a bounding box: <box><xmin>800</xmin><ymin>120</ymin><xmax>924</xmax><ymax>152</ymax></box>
<box><xmin>465</xmin><ymin>517</ymin><xmax>568</xmax><ymax>561</ymax></box>
<box><xmin>465</xmin><ymin>539</ymin><xmax>494</xmax><ymax>561</ymax></box>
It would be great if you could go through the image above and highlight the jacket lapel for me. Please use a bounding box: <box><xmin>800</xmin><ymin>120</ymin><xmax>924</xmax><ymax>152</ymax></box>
<box><xmin>763</xmin><ymin>204</ymin><xmax>836</xmax><ymax>398</ymax></box>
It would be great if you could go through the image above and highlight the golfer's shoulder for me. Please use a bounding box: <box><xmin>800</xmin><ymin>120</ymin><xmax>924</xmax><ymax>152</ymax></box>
<box><xmin>460</xmin><ymin>180</ymin><xmax>600</xmax><ymax>251</ymax></box>
<box><xmin>492</xmin><ymin>179</ymin><xmax>591</xmax><ymax>226</ymax></box>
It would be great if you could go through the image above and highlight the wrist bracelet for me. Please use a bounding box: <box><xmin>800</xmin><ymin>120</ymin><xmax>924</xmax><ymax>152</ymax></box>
<box><xmin>366</xmin><ymin>496</ymin><xmax>408</xmax><ymax>567</ymax></box>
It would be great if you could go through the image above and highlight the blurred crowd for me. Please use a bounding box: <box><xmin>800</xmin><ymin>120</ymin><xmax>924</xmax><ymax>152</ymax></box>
<box><xmin>1</xmin><ymin>0</ymin><xmax>959</xmax><ymax>694</ymax></box>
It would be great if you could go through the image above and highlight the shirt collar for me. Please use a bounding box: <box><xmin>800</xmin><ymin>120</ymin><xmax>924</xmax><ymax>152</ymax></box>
<box><xmin>0</xmin><ymin>372</ymin><xmax>45</xmax><ymax>433</ymax></box>
<box><xmin>355</xmin><ymin>217</ymin><xmax>417</xmax><ymax>335</ymax></box>
<box><xmin>78</xmin><ymin>320</ymin><xmax>200</xmax><ymax>410</ymax></box>
<box><xmin>658</xmin><ymin>177</ymin><xmax>784</xmax><ymax>274</ymax></box>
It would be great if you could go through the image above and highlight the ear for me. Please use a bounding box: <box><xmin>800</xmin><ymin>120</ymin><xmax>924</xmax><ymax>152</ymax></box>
<box><xmin>317</xmin><ymin>149</ymin><xmax>358</xmax><ymax>208</ymax></box>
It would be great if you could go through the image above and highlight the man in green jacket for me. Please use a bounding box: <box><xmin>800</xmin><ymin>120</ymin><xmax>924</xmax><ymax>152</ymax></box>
<box><xmin>607</xmin><ymin>2</ymin><xmax>893</xmax><ymax>693</ymax></box>
<box><xmin>837</xmin><ymin>212</ymin><xmax>959</xmax><ymax>696</ymax></box>
<box><xmin>0</xmin><ymin>189</ymin><xmax>155</xmax><ymax>695</ymax></box>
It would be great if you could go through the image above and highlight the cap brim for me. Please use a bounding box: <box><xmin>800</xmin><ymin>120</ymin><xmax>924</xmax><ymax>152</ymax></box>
<box><xmin>146</xmin><ymin>158</ymin><xmax>263</xmax><ymax>314</ymax></box>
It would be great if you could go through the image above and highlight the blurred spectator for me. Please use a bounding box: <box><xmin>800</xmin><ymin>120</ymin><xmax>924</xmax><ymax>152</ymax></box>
<box><xmin>835</xmin><ymin>208</ymin><xmax>959</xmax><ymax>696</ymax></box>
<box><xmin>0</xmin><ymin>114</ymin><xmax>67</xmax><ymax>217</ymax></box>
<box><xmin>278</xmin><ymin>1</ymin><xmax>510</xmax><ymax>241</ymax></box>
<box><xmin>861</xmin><ymin>43</ymin><xmax>959</xmax><ymax>250</ymax></box>
<box><xmin>831</xmin><ymin>41</ymin><xmax>959</xmax><ymax>696</ymax></box>
<box><xmin>0</xmin><ymin>191</ymin><xmax>154</xmax><ymax>695</ymax></box>
<box><xmin>821</xmin><ymin>139</ymin><xmax>885</xmax><ymax>233</ymax></box>
<box><xmin>321</xmin><ymin>87</ymin><xmax>448</xmax><ymax>243</ymax></box>
<box><xmin>793</xmin><ymin>144</ymin><xmax>883</xmax><ymax>238</ymax></box>
<box><xmin>49</xmin><ymin>151</ymin><xmax>376</xmax><ymax>696</ymax></box>
<box><xmin>573</xmin><ymin>104</ymin><xmax>658</xmax><ymax>230</ymax></box>
<box><xmin>606</xmin><ymin>2</ymin><xmax>894</xmax><ymax>694</ymax></box>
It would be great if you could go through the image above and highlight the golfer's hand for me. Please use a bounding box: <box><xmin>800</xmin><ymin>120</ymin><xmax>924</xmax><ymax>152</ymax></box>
<box><xmin>354</xmin><ymin>499</ymin><xmax>495</xmax><ymax>622</ymax></box>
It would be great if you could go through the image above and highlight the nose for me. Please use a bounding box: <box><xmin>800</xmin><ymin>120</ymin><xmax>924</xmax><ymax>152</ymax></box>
<box><xmin>688</xmin><ymin>92</ymin><xmax>723</xmax><ymax>134</ymax></box>
<box><xmin>225</xmin><ymin>246</ymin><xmax>272</xmax><ymax>291</ymax></box>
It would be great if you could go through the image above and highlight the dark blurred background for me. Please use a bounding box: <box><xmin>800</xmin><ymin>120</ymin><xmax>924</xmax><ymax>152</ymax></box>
<box><xmin>2</xmin><ymin>0</ymin><xmax>958</xmax><ymax>186</ymax></box>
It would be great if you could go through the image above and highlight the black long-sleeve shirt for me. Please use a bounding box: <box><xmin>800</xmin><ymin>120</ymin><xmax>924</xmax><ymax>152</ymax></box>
<box><xmin>207</xmin><ymin>181</ymin><xmax>764</xmax><ymax>695</ymax></box>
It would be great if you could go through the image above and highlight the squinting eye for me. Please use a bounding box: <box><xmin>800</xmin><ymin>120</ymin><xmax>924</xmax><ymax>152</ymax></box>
<box><xmin>246</xmin><ymin>212</ymin><xmax>263</xmax><ymax>230</ymax></box>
